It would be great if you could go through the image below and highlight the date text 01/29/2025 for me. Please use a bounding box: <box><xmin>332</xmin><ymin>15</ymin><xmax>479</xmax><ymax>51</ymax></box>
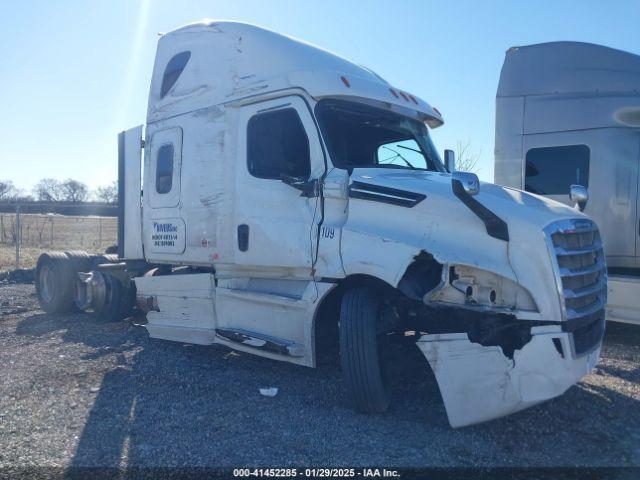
<box><xmin>233</xmin><ymin>468</ymin><xmax>400</xmax><ymax>478</ymax></box>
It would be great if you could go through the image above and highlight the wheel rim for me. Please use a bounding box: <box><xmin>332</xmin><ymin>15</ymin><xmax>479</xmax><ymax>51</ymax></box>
<box><xmin>40</xmin><ymin>265</ymin><xmax>55</xmax><ymax>303</ymax></box>
<box><xmin>105</xmin><ymin>276</ymin><xmax>115</xmax><ymax>306</ymax></box>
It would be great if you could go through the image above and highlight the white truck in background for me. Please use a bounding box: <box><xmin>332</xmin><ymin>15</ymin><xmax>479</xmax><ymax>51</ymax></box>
<box><xmin>495</xmin><ymin>41</ymin><xmax>640</xmax><ymax>326</ymax></box>
<box><xmin>36</xmin><ymin>21</ymin><xmax>605</xmax><ymax>428</ymax></box>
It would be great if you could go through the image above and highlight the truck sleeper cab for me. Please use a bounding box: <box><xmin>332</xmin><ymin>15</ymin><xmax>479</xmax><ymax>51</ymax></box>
<box><xmin>495</xmin><ymin>41</ymin><xmax>640</xmax><ymax>326</ymax></box>
<box><xmin>36</xmin><ymin>22</ymin><xmax>605</xmax><ymax>428</ymax></box>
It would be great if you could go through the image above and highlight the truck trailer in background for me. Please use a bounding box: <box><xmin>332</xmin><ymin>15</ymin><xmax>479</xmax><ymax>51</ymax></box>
<box><xmin>495</xmin><ymin>41</ymin><xmax>640</xmax><ymax>325</ymax></box>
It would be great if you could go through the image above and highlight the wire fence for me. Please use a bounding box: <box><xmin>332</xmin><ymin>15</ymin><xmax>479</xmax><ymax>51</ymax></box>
<box><xmin>0</xmin><ymin>208</ymin><xmax>117</xmax><ymax>271</ymax></box>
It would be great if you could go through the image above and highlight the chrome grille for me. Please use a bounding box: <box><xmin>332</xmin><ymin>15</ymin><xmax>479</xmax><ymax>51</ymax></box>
<box><xmin>545</xmin><ymin>219</ymin><xmax>607</xmax><ymax>355</ymax></box>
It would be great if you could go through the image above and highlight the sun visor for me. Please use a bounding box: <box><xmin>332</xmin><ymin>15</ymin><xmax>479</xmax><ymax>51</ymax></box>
<box><xmin>289</xmin><ymin>70</ymin><xmax>444</xmax><ymax>128</ymax></box>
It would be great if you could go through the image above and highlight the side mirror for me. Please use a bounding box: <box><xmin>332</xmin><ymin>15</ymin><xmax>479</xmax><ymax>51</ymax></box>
<box><xmin>570</xmin><ymin>184</ymin><xmax>588</xmax><ymax>212</ymax></box>
<box><xmin>281</xmin><ymin>174</ymin><xmax>319</xmax><ymax>198</ymax></box>
<box><xmin>452</xmin><ymin>171</ymin><xmax>480</xmax><ymax>196</ymax></box>
<box><xmin>444</xmin><ymin>149</ymin><xmax>456</xmax><ymax>173</ymax></box>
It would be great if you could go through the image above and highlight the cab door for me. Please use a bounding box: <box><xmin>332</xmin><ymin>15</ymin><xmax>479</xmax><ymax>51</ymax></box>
<box><xmin>233</xmin><ymin>96</ymin><xmax>325</xmax><ymax>277</ymax></box>
<box><xmin>143</xmin><ymin>126</ymin><xmax>186</xmax><ymax>261</ymax></box>
<box><xmin>523</xmin><ymin>129</ymin><xmax>640</xmax><ymax>268</ymax></box>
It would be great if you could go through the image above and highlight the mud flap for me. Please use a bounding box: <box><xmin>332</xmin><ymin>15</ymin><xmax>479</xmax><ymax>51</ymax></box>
<box><xmin>417</xmin><ymin>326</ymin><xmax>600</xmax><ymax>428</ymax></box>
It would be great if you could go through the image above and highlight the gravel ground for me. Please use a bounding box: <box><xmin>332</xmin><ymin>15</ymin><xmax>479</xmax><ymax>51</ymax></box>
<box><xmin>0</xmin><ymin>283</ymin><xmax>639</xmax><ymax>469</ymax></box>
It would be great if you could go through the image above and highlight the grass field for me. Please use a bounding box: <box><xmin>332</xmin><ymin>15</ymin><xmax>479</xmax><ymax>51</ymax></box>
<box><xmin>0</xmin><ymin>213</ymin><xmax>116</xmax><ymax>272</ymax></box>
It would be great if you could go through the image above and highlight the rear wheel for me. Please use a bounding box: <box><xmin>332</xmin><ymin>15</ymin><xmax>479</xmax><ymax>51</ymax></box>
<box><xmin>339</xmin><ymin>287</ymin><xmax>391</xmax><ymax>413</ymax></box>
<box><xmin>64</xmin><ymin>250</ymin><xmax>92</xmax><ymax>273</ymax></box>
<box><xmin>35</xmin><ymin>252</ymin><xmax>76</xmax><ymax>314</ymax></box>
<box><xmin>93</xmin><ymin>273</ymin><xmax>135</xmax><ymax>321</ymax></box>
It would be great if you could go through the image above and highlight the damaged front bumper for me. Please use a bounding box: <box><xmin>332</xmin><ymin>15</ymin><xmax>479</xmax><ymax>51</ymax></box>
<box><xmin>417</xmin><ymin>324</ymin><xmax>601</xmax><ymax>428</ymax></box>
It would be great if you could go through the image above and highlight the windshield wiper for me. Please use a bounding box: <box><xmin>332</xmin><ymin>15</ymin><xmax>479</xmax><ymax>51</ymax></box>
<box><xmin>396</xmin><ymin>144</ymin><xmax>423</xmax><ymax>155</ymax></box>
<box><xmin>381</xmin><ymin>146</ymin><xmax>416</xmax><ymax>170</ymax></box>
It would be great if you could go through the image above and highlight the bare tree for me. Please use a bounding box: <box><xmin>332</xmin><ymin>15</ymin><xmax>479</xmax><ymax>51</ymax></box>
<box><xmin>61</xmin><ymin>178</ymin><xmax>89</xmax><ymax>202</ymax></box>
<box><xmin>33</xmin><ymin>178</ymin><xmax>64</xmax><ymax>201</ymax></box>
<box><xmin>12</xmin><ymin>193</ymin><xmax>35</xmax><ymax>203</ymax></box>
<box><xmin>454</xmin><ymin>140</ymin><xmax>481</xmax><ymax>173</ymax></box>
<box><xmin>0</xmin><ymin>180</ymin><xmax>16</xmax><ymax>200</ymax></box>
<box><xmin>95</xmin><ymin>181</ymin><xmax>118</xmax><ymax>204</ymax></box>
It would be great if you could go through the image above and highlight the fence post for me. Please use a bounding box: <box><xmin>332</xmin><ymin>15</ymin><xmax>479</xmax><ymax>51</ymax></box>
<box><xmin>15</xmin><ymin>204</ymin><xmax>21</xmax><ymax>269</ymax></box>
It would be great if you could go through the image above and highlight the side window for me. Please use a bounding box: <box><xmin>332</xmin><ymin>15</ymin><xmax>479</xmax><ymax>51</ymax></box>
<box><xmin>161</xmin><ymin>51</ymin><xmax>191</xmax><ymax>98</ymax></box>
<box><xmin>247</xmin><ymin>108</ymin><xmax>310</xmax><ymax>180</ymax></box>
<box><xmin>525</xmin><ymin>145</ymin><xmax>590</xmax><ymax>195</ymax></box>
<box><xmin>156</xmin><ymin>144</ymin><xmax>174</xmax><ymax>194</ymax></box>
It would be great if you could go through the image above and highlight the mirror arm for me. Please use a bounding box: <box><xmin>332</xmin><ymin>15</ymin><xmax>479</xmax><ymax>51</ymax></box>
<box><xmin>281</xmin><ymin>175</ymin><xmax>319</xmax><ymax>198</ymax></box>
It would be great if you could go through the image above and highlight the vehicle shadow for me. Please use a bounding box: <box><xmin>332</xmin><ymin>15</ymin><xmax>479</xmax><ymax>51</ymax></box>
<box><xmin>13</xmin><ymin>312</ymin><xmax>640</xmax><ymax>468</ymax></box>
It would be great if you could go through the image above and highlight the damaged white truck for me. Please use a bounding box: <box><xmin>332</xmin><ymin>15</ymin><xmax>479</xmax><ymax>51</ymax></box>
<box><xmin>35</xmin><ymin>21</ymin><xmax>606</xmax><ymax>427</ymax></box>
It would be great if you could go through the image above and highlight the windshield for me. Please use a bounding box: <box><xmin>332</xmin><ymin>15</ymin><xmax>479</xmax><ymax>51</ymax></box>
<box><xmin>315</xmin><ymin>99</ymin><xmax>444</xmax><ymax>172</ymax></box>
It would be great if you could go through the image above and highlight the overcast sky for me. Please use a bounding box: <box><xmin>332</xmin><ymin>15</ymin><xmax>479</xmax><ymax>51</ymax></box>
<box><xmin>1</xmin><ymin>0</ymin><xmax>638</xmax><ymax>192</ymax></box>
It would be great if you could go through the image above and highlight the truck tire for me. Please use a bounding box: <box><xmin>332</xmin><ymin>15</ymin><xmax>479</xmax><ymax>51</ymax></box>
<box><xmin>64</xmin><ymin>250</ymin><xmax>92</xmax><ymax>273</ymax></box>
<box><xmin>35</xmin><ymin>252</ymin><xmax>76</xmax><ymax>314</ymax></box>
<box><xmin>339</xmin><ymin>287</ymin><xmax>391</xmax><ymax>413</ymax></box>
<box><xmin>119</xmin><ymin>279</ymin><xmax>137</xmax><ymax>319</ymax></box>
<box><xmin>93</xmin><ymin>273</ymin><xmax>135</xmax><ymax>321</ymax></box>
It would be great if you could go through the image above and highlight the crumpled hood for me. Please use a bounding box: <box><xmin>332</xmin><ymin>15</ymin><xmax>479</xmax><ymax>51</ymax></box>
<box><xmin>348</xmin><ymin>168</ymin><xmax>591</xmax><ymax>321</ymax></box>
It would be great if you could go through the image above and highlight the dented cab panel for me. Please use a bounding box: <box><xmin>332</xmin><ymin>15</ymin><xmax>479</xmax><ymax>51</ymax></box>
<box><xmin>143</xmin><ymin>104</ymin><xmax>230</xmax><ymax>267</ymax></box>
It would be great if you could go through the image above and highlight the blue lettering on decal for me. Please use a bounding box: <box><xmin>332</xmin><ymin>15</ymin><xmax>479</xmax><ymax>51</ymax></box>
<box><xmin>152</xmin><ymin>222</ymin><xmax>178</xmax><ymax>233</ymax></box>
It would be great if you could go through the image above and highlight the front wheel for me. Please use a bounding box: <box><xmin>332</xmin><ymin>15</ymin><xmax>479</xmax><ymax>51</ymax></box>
<box><xmin>339</xmin><ymin>287</ymin><xmax>391</xmax><ymax>413</ymax></box>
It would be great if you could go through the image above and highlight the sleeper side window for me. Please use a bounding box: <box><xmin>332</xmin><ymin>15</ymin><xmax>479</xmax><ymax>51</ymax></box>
<box><xmin>247</xmin><ymin>108</ymin><xmax>311</xmax><ymax>180</ymax></box>
<box><xmin>160</xmin><ymin>51</ymin><xmax>191</xmax><ymax>98</ymax></box>
<box><xmin>525</xmin><ymin>145</ymin><xmax>590</xmax><ymax>195</ymax></box>
<box><xmin>156</xmin><ymin>144</ymin><xmax>174</xmax><ymax>194</ymax></box>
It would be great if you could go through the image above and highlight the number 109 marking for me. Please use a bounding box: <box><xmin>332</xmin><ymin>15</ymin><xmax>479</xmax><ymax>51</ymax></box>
<box><xmin>321</xmin><ymin>226</ymin><xmax>335</xmax><ymax>239</ymax></box>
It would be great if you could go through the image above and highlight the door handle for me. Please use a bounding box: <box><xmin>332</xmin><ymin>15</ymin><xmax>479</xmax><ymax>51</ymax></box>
<box><xmin>237</xmin><ymin>224</ymin><xmax>249</xmax><ymax>252</ymax></box>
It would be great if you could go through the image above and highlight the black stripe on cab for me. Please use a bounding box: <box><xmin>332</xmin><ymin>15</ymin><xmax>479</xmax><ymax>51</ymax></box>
<box><xmin>452</xmin><ymin>179</ymin><xmax>509</xmax><ymax>242</ymax></box>
<box><xmin>348</xmin><ymin>181</ymin><xmax>426</xmax><ymax>208</ymax></box>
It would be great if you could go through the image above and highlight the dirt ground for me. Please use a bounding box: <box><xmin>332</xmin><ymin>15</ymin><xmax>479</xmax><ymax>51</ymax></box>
<box><xmin>0</xmin><ymin>282</ymin><xmax>639</xmax><ymax>471</ymax></box>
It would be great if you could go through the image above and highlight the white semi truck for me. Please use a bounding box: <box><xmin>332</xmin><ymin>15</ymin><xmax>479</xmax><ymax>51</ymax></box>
<box><xmin>495</xmin><ymin>41</ymin><xmax>640</xmax><ymax>326</ymax></box>
<box><xmin>36</xmin><ymin>22</ymin><xmax>605</xmax><ymax>428</ymax></box>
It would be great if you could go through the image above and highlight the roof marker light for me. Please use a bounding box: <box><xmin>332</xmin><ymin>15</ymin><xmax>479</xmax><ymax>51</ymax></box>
<box><xmin>408</xmin><ymin>94</ymin><xmax>418</xmax><ymax>105</ymax></box>
<box><xmin>389</xmin><ymin>88</ymin><xmax>399</xmax><ymax>98</ymax></box>
<box><xmin>433</xmin><ymin>106</ymin><xmax>442</xmax><ymax>116</ymax></box>
<box><xmin>399</xmin><ymin>91</ymin><xmax>409</xmax><ymax>101</ymax></box>
<box><xmin>340</xmin><ymin>76</ymin><xmax>351</xmax><ymax>87</ymax></box>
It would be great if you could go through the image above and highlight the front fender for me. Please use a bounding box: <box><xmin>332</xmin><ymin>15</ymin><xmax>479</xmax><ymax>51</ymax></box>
<box><xmin>340</xmin><ymin>211</ymin><xmax>516</xmax><ymax>292</ymax></box>
<box><xmin>339</xmin><ymin>194</ymin><xmax>563</xmax><ymax>321</ymax></box>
